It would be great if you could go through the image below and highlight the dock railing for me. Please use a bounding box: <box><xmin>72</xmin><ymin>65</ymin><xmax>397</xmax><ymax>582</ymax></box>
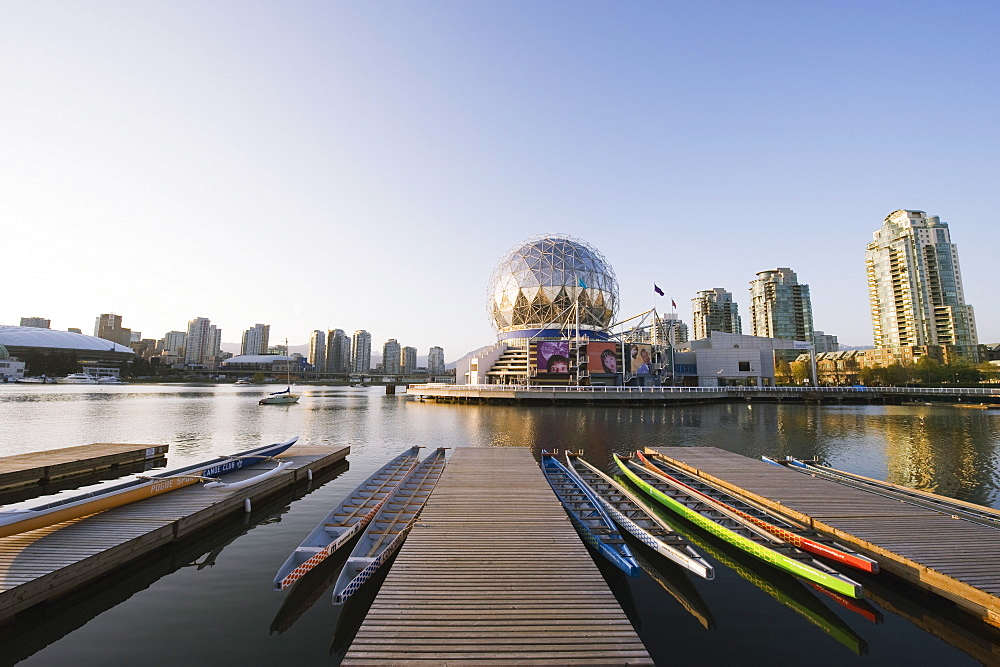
<box><xmin>408</xmin><ymin>383</ymin><xmax>1000</xmax><ymax>398</ymax></box>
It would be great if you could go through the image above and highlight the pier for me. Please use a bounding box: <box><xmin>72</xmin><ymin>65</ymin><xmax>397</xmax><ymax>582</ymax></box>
<box><xmin>0</xmin><ymin>442</ymin><xmax>349</xmax><ymax>622</ymax></box>
<box><xmin>0</xmin><ymin>443</ymin><xmax>168</xmax><ymax>502</ymax></box>
<box><xmin>647</xmin><ymin>447</ymin><xmax>1000</xmax><ymax>629</ymax></box>
<box><xmin>409</xmin><ymin>383</ymin><xmax>1000</xmax><ymax>406</ymax></box>
<box><xmin>343</xmin><ymin>447</ymin><xmax>652</xmax><ymax>665</ymax></box>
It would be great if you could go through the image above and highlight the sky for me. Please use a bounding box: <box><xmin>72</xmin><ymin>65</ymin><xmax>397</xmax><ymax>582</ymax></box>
<box><xmin>3</xmin><ymin>1</ymin><xmax>998</xmax><ymax>361</ymax></box>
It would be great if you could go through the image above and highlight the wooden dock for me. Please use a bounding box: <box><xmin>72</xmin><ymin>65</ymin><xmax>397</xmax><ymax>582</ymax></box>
<box><xmin>0</xmin><ymin>443</ymin><xmax>168</xmax><ymax>496</ymax></box>
<box><xmin>343</xmin><ymin>447</ymin><xmax>652</xmax><ymax>665</ymax></box>
<box><xmin>0</xmin><ymin>442</ymin><xmax>348</xmax><ymax>622</ymax></box>
<box><xmin>648</xmin><ymin>447</ymin><xmax>1000</xmax><ymax>629</ymax></box>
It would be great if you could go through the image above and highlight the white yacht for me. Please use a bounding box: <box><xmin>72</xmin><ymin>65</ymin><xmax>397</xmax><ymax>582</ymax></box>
<box><xmin>56</xmin><ymin>373</ymin><xmax>99</xmax><ymax>384</ymax></box>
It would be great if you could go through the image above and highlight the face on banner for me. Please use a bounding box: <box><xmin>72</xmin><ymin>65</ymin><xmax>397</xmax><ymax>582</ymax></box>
<box><xmin>629</xmin><ymin>344</ymin><xmax>652</xmax><ymax>374</ymax></box>
<box><xmin>588</xmin><ymin>342</ymin><xmax>618</xmax><ymax>374</ymax></box>
<box><xmin>537</xmin><ymin>341</ymin><xmax>570</xmax><ymax>373</ymax></box>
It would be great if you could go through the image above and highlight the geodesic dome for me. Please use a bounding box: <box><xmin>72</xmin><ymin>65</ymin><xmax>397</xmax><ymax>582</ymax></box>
<box><xmin>488</xmin><ymin>235</ymin><xmax>619</xmax><ymax>335</ymax></box>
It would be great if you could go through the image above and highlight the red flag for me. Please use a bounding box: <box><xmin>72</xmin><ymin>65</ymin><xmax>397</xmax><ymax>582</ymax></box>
<box><xmin>671</xmin><ymin>299</ymin><xmax>677</xmax><ymax>308</ymax></box>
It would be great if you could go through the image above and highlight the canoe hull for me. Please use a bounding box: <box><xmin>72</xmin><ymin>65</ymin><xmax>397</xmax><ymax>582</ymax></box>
<box><xmin>0</xmin><ymin>437</ymin><xmax>298</xmax><ymax>539</ymax></box>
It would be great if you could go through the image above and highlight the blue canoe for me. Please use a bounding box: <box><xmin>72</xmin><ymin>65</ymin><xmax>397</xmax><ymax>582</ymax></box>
<box><xmin>541</xmin><ymin>452</ymin><xmax>639</xmax><ymax>577</ymax></box>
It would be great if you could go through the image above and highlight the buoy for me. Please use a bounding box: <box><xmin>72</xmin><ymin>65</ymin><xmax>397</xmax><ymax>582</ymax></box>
<box><xmin>244</xmin><ymin>498</ymin><xmax>252</xmax><ymax>513</ymax></box>
<box><xmin>307</xmin><ymin>469</ymin><xmax>313</xmax><ymax>481</ymax></box>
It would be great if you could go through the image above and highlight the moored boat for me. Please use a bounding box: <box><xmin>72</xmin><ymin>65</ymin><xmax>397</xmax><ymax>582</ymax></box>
<box><xmin>564</xmin><ymin>452</ymin><xmax>713</xmax><ymax>580</ymax></box>
<box><xmin>614</xmin><ymin>453</ymin><xmax>863</xmax><ymax>598</ymax></box>
<box><xmin>541</xmin><ymin>452</ymin><xmax>639</xmax><ymax>577</ymax></box>
<box><xmin>273</xmin><ymin>446</ymin><xmax>423</xmax><ymax>590</ymax></box>
<box><xmin>0</xmin><ymin>437</ymin><xmax>299</xmax><ymax>539</ymax></box>
<box><xmin>55</xmin><ymin>373</ymin><xmax>98</xmax><ymax>384</ymax></box>
<box><xmin>638</xmin><ymin>450</ymin><xmax>879</xmax><ymax>574</ymax></box>
<box><xmin>259</xmin><ymin>387</ymin><xmax>300</xmax><ymax>405</ymax></box>
<box><xmin>332</xmin><ymin>448</ymin><xmax>448</xmax><ymax>604</ymax></box>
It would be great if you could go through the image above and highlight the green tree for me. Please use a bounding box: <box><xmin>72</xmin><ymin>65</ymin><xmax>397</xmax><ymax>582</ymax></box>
<box><xmin>791</xmin><ymin>360</ymin><xmax>811</xmax><ymax>385</ymax></box>
<box><xmin>914</xmin><ymin>356</ymin><xmax>946</xmax><ymax>385</ymax></box>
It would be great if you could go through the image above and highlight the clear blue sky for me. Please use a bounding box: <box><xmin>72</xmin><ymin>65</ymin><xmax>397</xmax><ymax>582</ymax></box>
<box><xmin>3</xmin><ymin>1</ymin><xmax>997</xmax><ymax>360</ymax></box>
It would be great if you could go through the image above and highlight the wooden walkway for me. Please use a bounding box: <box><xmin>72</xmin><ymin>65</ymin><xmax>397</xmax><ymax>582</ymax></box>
<box><xmin>0</xmin><ymin>443</ymin><xmax>168</xmax><ymax>494</ymax></box>
<box><xmin>649</xmin><ymin>447</ymin><xmax>1000</xmax><ymax>629</ymax></box>
<box><xmin>343</xmin><ymin>448</ymin><xmax>652</xmax><ymax>665</ymax></box>
<box><xmin>0</xmin><ymin>442</ymin><xmax>348</xmax><ymax>621</ymax></box>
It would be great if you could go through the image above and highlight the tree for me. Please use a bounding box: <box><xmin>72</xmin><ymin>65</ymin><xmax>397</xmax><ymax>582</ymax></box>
<box><xmin>775</xmin><ymin>360</ymin><xmax>793</xmax><ymax>385</ymax></box>
<box><xmin>791</xmin><ymin>360</ymin><xmax>811</xmax><ymax>385</ymax></box>
<box><xmin>914</xmin><ymin>356</ymin><xmax>946</xmax><ymax>385</ymax></box>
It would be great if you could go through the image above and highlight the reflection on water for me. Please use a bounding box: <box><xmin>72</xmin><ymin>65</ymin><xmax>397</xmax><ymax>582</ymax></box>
<box><xmin>0</xmin><ymin>385</ymin><xmax>998</xmax><ymax>665</ymax></box>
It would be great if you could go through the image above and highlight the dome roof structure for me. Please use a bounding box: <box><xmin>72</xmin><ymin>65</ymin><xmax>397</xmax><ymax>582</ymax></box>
<box><xmin>488</xmin><ymin>235</ymin><xmax>619</xmax><ymax>336</ymax></box>
<box><xmin>0</xmin><ymin>326</ymin><xmax>133</xmax><ymax>353</ymax></box>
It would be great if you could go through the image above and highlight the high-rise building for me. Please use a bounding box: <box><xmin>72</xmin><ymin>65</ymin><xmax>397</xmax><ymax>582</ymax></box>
<box><xmin>749</xmin><ymin>268</ymin><xmax>814</xmax><ymax>343</ymax></box>
<box><xmin>351</xmin><ymin>330</ymin><xmax>372</xmax><ymax>373</ymax></box>
<box><xmin>94</xmin><ymin>313</ymin><xmax>132</xmax><ymax>347</ymax></box>
<box><xmin>428</xmin><ymin>346</ymin><xmax>445</xmax><ymax>374</ymax></box>
<box><xmin>241</xmin><ymin>324</ymin><xmax>270</xmax><ymax>356</ymax></box>
<box><xmin>657</xmin><ymin>317</ymin><xmax>689</xmax><ymax>346</ymax></box>
<box><xmin>691</xmin><ymin>288</ymin><xmax>742</xmax><ymax>340</ymax></box>
<box><xmin>162</xmin><ymin>331</ymin><xmax>187</xmax><ymax>355</ymax></box>
<box><xmin>309</xmin><ymin>330</ymin><xmax>326</xmax><ymax>370</ymax></box>
<box><xmin>866</xmin><ymin>210</ymin><xmax>979</xmax><ymax>360</ymax></box>
<box><xmin>813</xmin><ymin>331</ymin><xmax>839</xmax><ymax>354</ymax></box>
<box><xmin>326</xmin><ymin>329</ymin><xmax>351</xmax><ymax>373</ymax></box>
<box><xmin>382</xmin><ymin>339</ymin><xmax>401</xmax><ymax>374</ymax></box>
<box><xmin>401</xmin><ymin>346</ymin><xmax>418</xmax><ymax>374</ymax></box>
<box><xmin>185</xmin><ymin>317</ymin><xmax>216</xmax><ymax>366</ymax></box>
<box><xmin>20</xmin><ymin>317</ymin><xmax>50</xmax><ymax>328</ymax></box>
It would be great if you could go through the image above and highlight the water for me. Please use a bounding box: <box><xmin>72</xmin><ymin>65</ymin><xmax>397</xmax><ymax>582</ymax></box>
<box><xmin>1</xmin><ymin>384</ymin><xmax>999</xmax><ymax>665</ymax></box>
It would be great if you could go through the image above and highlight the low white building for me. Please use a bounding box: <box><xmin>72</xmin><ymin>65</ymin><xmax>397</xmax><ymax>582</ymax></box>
<box><xmin>676</xmin><ymin>332</ymin><xmax>812</xmax><ymax>387</ymax></box>
<box><xmin>0</xmin><ymin>343</ymin><xmax>25</xmax><ymax>382</ymax></box>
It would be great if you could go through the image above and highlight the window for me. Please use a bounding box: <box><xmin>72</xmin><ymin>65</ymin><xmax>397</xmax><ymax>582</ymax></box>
<box><xmin>738</xmin><ymin>361</ymin><xmax>751</xmax><ymax>372</ymax></box>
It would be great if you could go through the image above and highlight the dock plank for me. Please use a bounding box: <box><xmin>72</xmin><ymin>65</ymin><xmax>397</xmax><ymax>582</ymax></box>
<box><xmin>649</xmin><ymin>446</ymin><xmax>1000</xmax><ymax>628</ymax></box>
<box><xmin>343</xmin><ymin>447</ymin><xmax>652</xmax><ymax>665</ymax></box>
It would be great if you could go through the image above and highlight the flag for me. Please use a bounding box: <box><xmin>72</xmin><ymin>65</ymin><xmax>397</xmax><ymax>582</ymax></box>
<box><xmin>671</xmin><ymin>299</ymin><xmax>677</xmax><ymax>309</ymax></box>
<box><xmin>653</xmin><ymin>284</ymin><xmax>664</xmax><ymax>296</ymax></box>
<box><xmin>578</xmin><ymin>277</ymin><xmax>588</xmax><ymax>289</ymax></box>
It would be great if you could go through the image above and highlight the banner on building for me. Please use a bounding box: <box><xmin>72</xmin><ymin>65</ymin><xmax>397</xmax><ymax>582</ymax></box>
<box><xmin>628</xmin><ymin>344</ymin><xmax>653</xmax><ymax>374</ymax></box>
<box><xmin>588</xmin><ymin>342</ymin><xmax>619</xmax><ymax>374</ymax></box>
<box><xmin>536</xmin><ymin>341</ymin><xmax>570</xmax><ymax>373</ymax></box>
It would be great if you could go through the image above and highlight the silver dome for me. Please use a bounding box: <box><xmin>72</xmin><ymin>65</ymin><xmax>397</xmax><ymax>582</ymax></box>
<box><xmin>488</xmin><ymin>235</ymin><xmax>619</xmax><ymax>334</ymax></box>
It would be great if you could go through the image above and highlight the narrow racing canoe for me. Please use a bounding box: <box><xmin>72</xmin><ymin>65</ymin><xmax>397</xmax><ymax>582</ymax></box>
<box><xmin>273</xmin><ymin>446</ymin><xmax>422</xmax><ymax>590</ymax></box>
<box><xmin>332</xmin><ymin>448</ymin><xmax>448</xmax><ymax>604</ymax></box>
<box><xmin>564</xmin><ymin>452</ymin><xmax>713</xmax><ymax>580</ymax></box>
<box><xmin>542</xmin><ymin>452</ymin><xmax>639</xmax><ymax>577</ymax></box>
<box><xmin>614</xmin><ymin>453</ymin><xmax>863</xmax><ymax>598</ymax></box>
<box><xmin>639</xmin><ymin>450</ymin><xmax>879</xmax><ymax>573</ymax></box>
<box><xmin>0</xmin><ymin>437</ymin><xmax>298</xmax><ymax>539</ymax></box>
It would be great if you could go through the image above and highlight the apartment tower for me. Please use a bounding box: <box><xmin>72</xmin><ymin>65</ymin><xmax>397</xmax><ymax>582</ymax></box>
<box><xmin>865</xmin><ymin>210</ymin><xmax>978</xmax><ymax>359</ymax></box>
<box><xmin>326</xmin><ymin>329</ymin><xmax>351</xmax><ymax>373</ymax></box>
<box><xmin>351</xmin><ymin>330</ymin><xmax>372</xmax><ymax>373</ymax></box>
<box><xmin>241</xmin><ymin>324</ymin><xmax>270</xmax><ymax>356</ymax></box>
<box><xmin>691</xmin><ymin>288</ymin><xmax>742</xmax><ymax>340</ymax></box>
<box><xmin>748</xmin><ymin>268</ymin><xmax>814</xmax><ymax>343</ymax></box>
<box><xmin>308</xmin><ymin>330</ymin><xmax>326</xmax><ymax>370</ymax></box>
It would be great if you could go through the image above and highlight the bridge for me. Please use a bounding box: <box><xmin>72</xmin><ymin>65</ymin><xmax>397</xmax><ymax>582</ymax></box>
<box><xmin>407</xmin><ymin>384</ymin><xmax>1000</xmax><ymax>405</ymax></box>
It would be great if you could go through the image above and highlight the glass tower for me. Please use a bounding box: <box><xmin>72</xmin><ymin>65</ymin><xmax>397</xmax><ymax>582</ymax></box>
<box><xmin>748</xmin><ymin>268</ymin><xmax>813</xmax><ymax>343</ymax></box>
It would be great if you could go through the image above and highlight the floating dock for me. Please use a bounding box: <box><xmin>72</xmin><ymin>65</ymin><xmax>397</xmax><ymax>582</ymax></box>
<box><xmin>648</xmin><ymin>447</ymin><xmax>1000</xmax><ymax>629</ymax></box>
<box><xmin>0</xmin><ymin>443</ymin><xmax>168</xmax><ymax>500</ymax></box>
<box><xmin>343</xmin><ymin>447</ymin><xmax>652</xmax><ymax>665</ymax></box>
<box><xmin>0</xmin><ymin>442</ymin><xmax>348</xmax><ymax>622</ymax></box>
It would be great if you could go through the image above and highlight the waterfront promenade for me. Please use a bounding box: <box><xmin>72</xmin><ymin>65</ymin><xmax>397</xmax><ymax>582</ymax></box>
<box><xmin>409</xmin><ymin>383</ymin><xmax>1000</xmax><ymax>405</ymax></box>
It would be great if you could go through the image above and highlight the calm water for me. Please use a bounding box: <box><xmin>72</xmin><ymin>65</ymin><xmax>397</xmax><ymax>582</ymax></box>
<box><xmin>1</xmin><ymin>384</ymin><xmax>999</xmax><ymax>665</ymax></box>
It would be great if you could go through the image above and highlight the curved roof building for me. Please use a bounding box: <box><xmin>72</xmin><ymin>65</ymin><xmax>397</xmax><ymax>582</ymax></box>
<box><xmin>0</xmin><ymin>325</ymin><xmax>135</xmax><ymax>369</ymax></box>
<box><xmin>487</xmin><ymin>234</ymin><xmax>618</xmax><ymax>341</ymax></box>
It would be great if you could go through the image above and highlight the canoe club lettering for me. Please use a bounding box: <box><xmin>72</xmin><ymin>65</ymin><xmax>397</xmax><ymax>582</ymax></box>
<box><xmin>203</xmin><ymin>460</ymin><xmax>242</xmax><ymax>478</ymax></box>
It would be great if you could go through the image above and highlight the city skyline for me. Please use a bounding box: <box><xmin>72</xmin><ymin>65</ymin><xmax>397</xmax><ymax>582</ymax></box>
<box><xmin>4</xmin><ymin>3</ymin><xmax>998</xmax><ymax>357</ymax></box>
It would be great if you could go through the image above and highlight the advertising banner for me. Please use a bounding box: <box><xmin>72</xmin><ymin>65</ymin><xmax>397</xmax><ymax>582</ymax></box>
<box><xmin>536</xmin><ymin>341</ymin><xmax>570</xmax><ymax>373</ymax></box>
<box><xmin>628</xmin><ymin>344</ymin><xmax>653</xmax><ymax>374</ymax></box>
<box><xmin>588</xmin><ymin>342</ymin><xmax>619</xmax><ymax>374</ymax></box>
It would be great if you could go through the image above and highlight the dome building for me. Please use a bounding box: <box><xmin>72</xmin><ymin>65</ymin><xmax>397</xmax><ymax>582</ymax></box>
<box><xmin>458</xmin><ymin>235</ymin><xmax>622</xmax><ymax>386</ymax></box>
<box><xmin>487</xmin><ymin>235</ymin><xmax>618</xmax><ymax>341</ymax></box>
<box><xmin>0</xmin><ymin>325</ymin><xmax>134</xmax><ymax>378</ymax></box>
